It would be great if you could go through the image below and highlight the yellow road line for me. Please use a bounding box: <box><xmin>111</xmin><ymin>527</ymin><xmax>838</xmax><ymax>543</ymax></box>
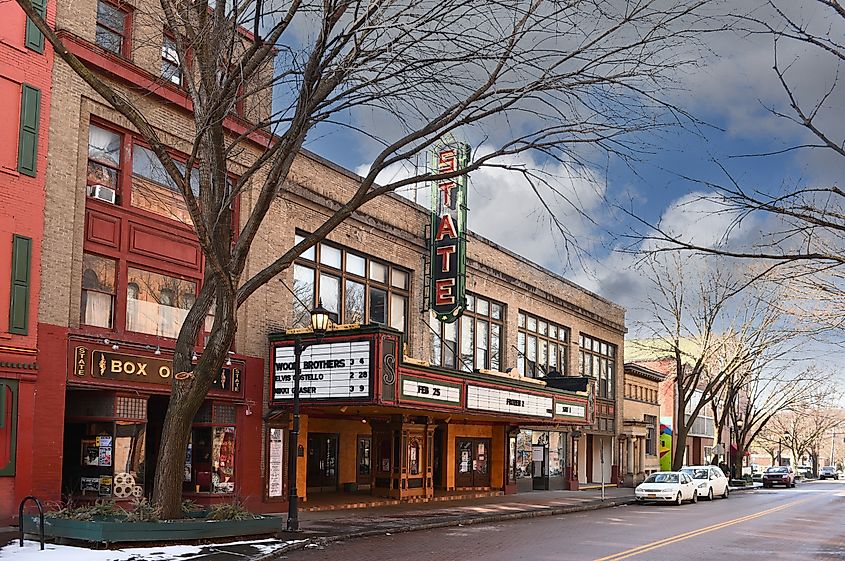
<box><xmin>594</xmin><ymin>498</ymin><xmax>808</xmax><ymax>561</ymax></box>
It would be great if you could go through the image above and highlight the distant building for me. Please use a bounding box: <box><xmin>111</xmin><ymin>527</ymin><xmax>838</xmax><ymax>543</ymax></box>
<box><xmin>621</xmin><ymin>363</ymin><xmax>664</xmax><ymax>485</ymax></box>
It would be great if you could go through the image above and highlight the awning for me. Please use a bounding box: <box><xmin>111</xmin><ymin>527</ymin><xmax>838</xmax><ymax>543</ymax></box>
<box><xmin>730</xmin><ymin>444</ymin><xmax>751</xmax><ymax>457</ymax></box>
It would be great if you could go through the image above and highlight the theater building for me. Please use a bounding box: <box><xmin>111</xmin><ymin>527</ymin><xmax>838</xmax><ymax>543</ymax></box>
<box><xmin>249</xmin><ymin>148</ymin><xmax>627</xmax><ymax>504</ymax></box>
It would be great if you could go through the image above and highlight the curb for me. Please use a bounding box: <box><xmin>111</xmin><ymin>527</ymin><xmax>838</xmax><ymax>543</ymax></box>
<box><xmin>254</xmin><ymin>497</ymin><xmax>636</xmax><ymax>560</ymax></box>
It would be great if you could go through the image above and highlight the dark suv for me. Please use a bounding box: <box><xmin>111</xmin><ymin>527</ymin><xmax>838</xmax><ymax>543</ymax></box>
<box><xmin>763</xmin><ymin>466</ymin><xmax>795</xmax><ymax>488</ymax></box>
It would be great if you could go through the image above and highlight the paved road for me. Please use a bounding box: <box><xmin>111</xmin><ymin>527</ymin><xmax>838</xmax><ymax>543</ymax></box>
<box><xmin>281</xmin><ymin>480</ymin><xmax>845</xmax><ymax>561</ymax></box>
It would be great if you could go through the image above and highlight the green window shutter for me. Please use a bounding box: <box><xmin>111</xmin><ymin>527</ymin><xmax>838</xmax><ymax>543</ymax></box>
<box><xmin>17</xmin><ymin>85</ymin><xmax>40</xmax><ymax>177</ymax></box>
<box><xmin>24</xmin><ymin>0</ymin><xmax>47</xmax><ymax>53</ymax></box>
<box><xmin>0</xmin><ymin>380</ymin><xmax>19</xmax><ymax>476</ymax></box>
<box><xmin>9</xmin><ymin>235</ymin><xmax>32</xmax><ymax>335</ymax></box>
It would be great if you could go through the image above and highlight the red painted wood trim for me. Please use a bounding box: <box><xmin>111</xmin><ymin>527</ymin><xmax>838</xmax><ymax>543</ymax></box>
<box><xmin>57</xmin><ymin>31</ymin><xmax>275</xmax><ymax>147</ymax></box>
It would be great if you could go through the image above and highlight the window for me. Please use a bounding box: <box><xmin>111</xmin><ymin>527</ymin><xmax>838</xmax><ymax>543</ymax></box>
<box><xmin>125</xmin><ymin>267</ymin><xmax>196</xmax><ymax>338</ymax></box>
<box><xmin>578</xmin><ymin>334</ymin><xmax>616</xmax><ymax>398</ymax></box>
<box><xmin>95</xmin><ymin>0</ymin><xmax>130</xmax><ymax>57</ymax></box>
<box><xmin>81</xmin><ymin>253</ymin><xmax>116</xmax><ymax>329</ymax></box>
<box><xmin>9</xmin><ymin>235</ymin><xmax>31</xmax><ymax>335</ymax></box>
<box><xmin>0</xmin><ymin>380</ymin><xmax>19</xmax><ymax>476</ymax></box>
<box><xmin>292</xmin><ymin>234</ymin><xmax>410</xmax><ymax>337</ymax></box>
<box><xmin>517</xmin><ymin>311</ymin><xmax>568</xmax><ymax>378</ymax></box>
<box><xmin>17</xmin><ymin>84</ymin><xmax>40</xmax><ymax>177</ymax></box>
<box><xmin>185</xmin><ymin>402</ymin><xmax>236</xmax><ymax>494</ymax></box>
<box><xmin>87</xmin><ymin>124</ymin><xmax>122</xmax><ymax>202</ymax></box>
<box><xmin>161</xmin><ymin>35</ymin><xmax>182</xmax><ymax>86</ymax></box>
<box><xmin>645</xmin><ymin>415</ymin><xmax>657</xmax><ymax>456</ymax></box>
<box><xmin>430</xmin><ymin>294</ymin><xmax>503</xmax><ymax>371</ymax></box>
<box><xmin>86</xmin><ymin>122</ymin><xmax>203</xmax><ymax>226</ymax></box>
<box><xmin>24</xmin><ymin>0</ymin><xmax>46</xmax><ymax>52</ymax></box>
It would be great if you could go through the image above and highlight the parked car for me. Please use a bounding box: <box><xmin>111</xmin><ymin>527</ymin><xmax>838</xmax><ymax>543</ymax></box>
<box><xmin>682</xmin><ymin>465</ymin><xmax>730</xmax><ymax>500</ymax></box>
<box><xmin>751</xmin><ymin>471</ymin><xmax>764</xmax><ymax>482</ymax></box>
<box><xmin>635</xmin><ymin>471</ymin><xmax>699</xmax><ymax>505</ymax></box>
<box><xmin>819</xmin><ymin>466</ymin><xmax>839</xmax><ymax>480</ymax></box>
<box><xmin>795</xmin><ymin>465</ymin><xmax>814</xmax><ymax>480</ymax></box>
<box><xmin>762</xmin><ymin>466</ymin><xmax>796</xmax><ymax>488</ymax></box>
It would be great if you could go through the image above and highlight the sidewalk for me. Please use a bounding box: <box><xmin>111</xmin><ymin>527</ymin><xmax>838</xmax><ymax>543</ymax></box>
<box><xmin>257</xmin><ymin>487</ymin><xmax>636</xmax><ymax>560</ymax></box>
<box><xmin>7</xmin><ymin>484</ymin><xmax>763</xmax><ymax>560</ymax></box>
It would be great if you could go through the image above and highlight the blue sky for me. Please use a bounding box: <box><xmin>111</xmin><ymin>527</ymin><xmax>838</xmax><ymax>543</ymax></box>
<box><xmin>287</xmin><ymin>0</ymin><xmax>844</xmax><ymax>357</ymax></box>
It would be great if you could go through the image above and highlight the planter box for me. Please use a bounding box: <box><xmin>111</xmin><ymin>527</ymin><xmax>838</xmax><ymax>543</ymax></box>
<box><xmin>24</xmin><ymin>514</ymin><xmax>282</xmax><ymax>544</ymax></box>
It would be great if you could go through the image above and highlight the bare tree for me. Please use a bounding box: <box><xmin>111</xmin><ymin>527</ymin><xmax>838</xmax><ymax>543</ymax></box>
<box><xmin>18</xmin><ymin>0</ymin><xmax>725</xmax><ymax>517</ymax></box>
<box><xmin>765</xmin><ymin>406</ymin><xmax>845</xmax><ymax>474</ymax></box>
<box><xmin>631</xmin><ymin>1</ymin><xmax>845</xmax><ymax>288</ymax></box>
<box><xmin>633</xmin><ymin>254</ymin><xmax>793</xmax><ymax>470</ymax></box>
<box><xmin>729</xmin><ymin>365</ymin><xmax>832</xmax><ymax>477</ymax></box>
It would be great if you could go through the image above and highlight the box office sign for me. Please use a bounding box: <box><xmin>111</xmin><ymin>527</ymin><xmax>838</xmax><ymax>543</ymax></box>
<box><xmin>466</xmin><ymin>385</ymin><xmax>553</xmax><ymax>418</ymax></box>
<box><xmin>272</xmin><ymin>340</ymin><xmax>372</xmax><ymax>401</ymax></box>
<box><xmin>429</xmin><ymin>141</ymin><xmax>470</xmax><ymax>323</ymax></box>
<box><xmin>72</xmin><ymin>346</ymin><xmax>241</xmax><ymax>393</ymax></box>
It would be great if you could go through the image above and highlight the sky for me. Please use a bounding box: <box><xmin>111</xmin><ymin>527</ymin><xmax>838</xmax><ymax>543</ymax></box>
<box><xmin>287</xmin><ymin>0</ymin><xmax>844</xmax><ymax>352</ymax></box>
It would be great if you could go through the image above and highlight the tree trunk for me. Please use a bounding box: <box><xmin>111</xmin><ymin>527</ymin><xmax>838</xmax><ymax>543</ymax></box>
<box><xmin>151</xmin><ymin>281</ymin><xmax>235</xmax><ymax>519</ymax></box>
<box><xmin>671</xmin><ymin>425</ymin><xmax>688</xmax><ymax>471</ymax></box>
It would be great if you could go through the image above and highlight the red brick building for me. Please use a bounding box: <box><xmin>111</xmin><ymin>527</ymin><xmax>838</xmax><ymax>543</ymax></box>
<box><xmin>0</xmin><ymin>0</ymin><xmax>55</xmax><ymax>523</ymax></box>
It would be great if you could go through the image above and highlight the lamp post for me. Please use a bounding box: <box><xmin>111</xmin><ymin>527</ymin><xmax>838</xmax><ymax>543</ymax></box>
<box><xmin>732</xmin><ymin>419</ymin><xmax>744</xmax><ymax>480</ymax></box>
<box><xmin>778</xmin><ymin>432</ymin><xmax>789</xmax><ymax>466</ymax></box>
<box><xmin>286</xmin><ymin>303</ymin><xmax>333</xmax><ymax>533</ymax></box>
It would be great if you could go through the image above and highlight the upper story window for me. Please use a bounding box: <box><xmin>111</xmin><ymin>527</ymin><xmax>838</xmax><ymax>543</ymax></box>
<box><xmin>430</xmin><ymin>294</ymin><xmax>503</xmax><ymax>372</ymax></box>
<box><xmin>95</xmin><ymin>0</ymin><xmax>131</xmax><ymax>57</ymax></box>
<box><xmin>81</xmin><ymin>253</ymin><xmax>117</xmax><ymax>329</ymax></box>
<box><xmin>161</xmin><ymin>35</ymin><xmax>182</xmax><ymax>86</ymax></box>
<box><xmin>291</xmin><ymin>234</ymin><xmax>410</xmax><ymax>338</ymax></box>
<box><xmin>579</xmin><ymin>334</ymin><xmax>616</xmax><ymax>399</ymax></box>
<box><xmin>126</xmin><ymin>267</ymin><xmax>195</xmax><ymax>338</ymax></box>
<box><xmin>86</xmin><ymin>121</ymin><xmax>202</xmax><ymax>227</ymax></box>
<box><xmin>517</xmin><ymin>311</ymin><xmax>569</xmax><ymax>378</ymax></box>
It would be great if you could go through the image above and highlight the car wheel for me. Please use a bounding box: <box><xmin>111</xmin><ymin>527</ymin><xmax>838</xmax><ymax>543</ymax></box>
<box><xmin>707</xmin><ymin>488</ymin><xmax>713</xmax><ymax>501</ymax></box>
<box><xmin>722</xmin><ymin>485</ymin><xmax>729</xmax><ymax>499</ymax></box>
<box><xmin>675</xmin><ymin>492</ymin><xmax>683</xmax><ymax>506</ymax></box>
<box><xmin>691</xmin><ymin>491</ymin><xmax>698</xmax><ymax>504</ymax></box>
<box><xmin>791</xmin><ymin>481</ymin><xmax>796</xmax><ymax>488</ymax></box>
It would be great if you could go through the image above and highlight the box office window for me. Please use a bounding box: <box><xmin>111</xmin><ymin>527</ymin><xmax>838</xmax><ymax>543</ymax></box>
<box><xmin>430</xmin><ymin>293</ymin><xmax>503</xmax><ymax>372</ymax></box>
<box><xmin>292</xmin><ymin>234</ymin><xmax>410</xmax><ymax>338</ymax></box>
<box><xmin>579</xmin><ymin>334</ymin><xmax>616</xmax><ymax>399</ymax></box>
<box><xmin>517</xmin><ymin>311</ymin><xmax>569</xmax><ymax>378</ymax></box>
<box><xmin>126</xmin><ymin>267</ymin><xmax>196</xmax><ymax>339</ymax></box>
<box><xmin>185</xmin><ymin>402</ymin><xmax>236</xmax><ymax>494</ymax></box>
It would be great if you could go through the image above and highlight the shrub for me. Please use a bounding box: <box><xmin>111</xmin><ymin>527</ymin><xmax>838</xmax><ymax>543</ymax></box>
<box><xmin>207</xmin><ymin>500</ymin><xmax>254</xmax><ymax>521</ymax></box>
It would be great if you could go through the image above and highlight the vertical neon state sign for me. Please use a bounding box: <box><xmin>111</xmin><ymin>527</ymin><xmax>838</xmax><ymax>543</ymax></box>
<box><xmin>430</xmin><ymin>142</ymin><xmax>469</xmax><ymax>323</ymax></box>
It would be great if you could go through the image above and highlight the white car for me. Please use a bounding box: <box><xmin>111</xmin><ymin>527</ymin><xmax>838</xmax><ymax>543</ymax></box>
<box><xmin>635</xmin><ymin>471</ymin><xmax>699</xmax><ymax>505</ymax></box>
<box><xmin>682</xmin><ymin>465</ymin><xmax>730</xmax><ymax>500</ymax></box>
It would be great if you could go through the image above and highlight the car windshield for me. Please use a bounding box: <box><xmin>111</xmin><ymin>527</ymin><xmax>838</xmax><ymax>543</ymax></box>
<box><xmin>682</xmin><ymin>468</ymin><xmax>709</xmax><ymax>479</ymax></box>
<box><xmin>644</xmin><ymin>473</ymin><xmax>679</xmax><ymax>484</ymax></box>
<box><xmin>766</xmin><ymin>467</ymin><xmax>788</xmax><ymax>473</ymax></box>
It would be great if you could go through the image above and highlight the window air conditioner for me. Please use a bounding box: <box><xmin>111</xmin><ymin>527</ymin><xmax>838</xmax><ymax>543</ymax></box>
<box><xmin>89</xmin><ymin>185</ymin><xmax>117</xmax><ymax>204</ymax></box>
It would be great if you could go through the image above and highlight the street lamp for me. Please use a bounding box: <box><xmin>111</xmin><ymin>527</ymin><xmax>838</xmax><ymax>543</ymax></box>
<box><xmin>778</xmin><ymin>432</ymin><xmax>789</xmax><ymax>467</ymax></box>
<box><xmin>286</xmin><ymin>303</ymin><xmax>333</xmax><ymax>532</ymax></box>
<box><xmin>732</xmin><ymin>419</ymin><xmax>744</xmax><ymax>480</ymax></box>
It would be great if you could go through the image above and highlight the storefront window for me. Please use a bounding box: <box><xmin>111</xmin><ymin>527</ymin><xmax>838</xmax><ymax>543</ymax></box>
<box><xmin>81</xmin><ymin>253</ymin><xmax>116</xmax><ymax>328</ymax></box>
<box><xmin>358</xmin><ymin>436</ymin><xmax>371</xmax><ymax>477</ymax></box>
<box><xmin>126</xmin><ymin>267</ymin><xmax>196</xmax><ymax>338</ymax></box>
<box><xmin>185</xmin><ymin>403</ymin><xmax>236</xmax><ymax>494</ymax></box>
<box><xmin>113</xmin><ymin>422</ymin><xmax>146</xmax><ymax>496</ymax></box>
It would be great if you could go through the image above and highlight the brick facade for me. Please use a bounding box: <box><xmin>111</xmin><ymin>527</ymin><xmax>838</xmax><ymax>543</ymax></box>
<box><xmin>0</xmin><ymin>0</ymin><xmax>55</xmax><ymax>524</ymax></box>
